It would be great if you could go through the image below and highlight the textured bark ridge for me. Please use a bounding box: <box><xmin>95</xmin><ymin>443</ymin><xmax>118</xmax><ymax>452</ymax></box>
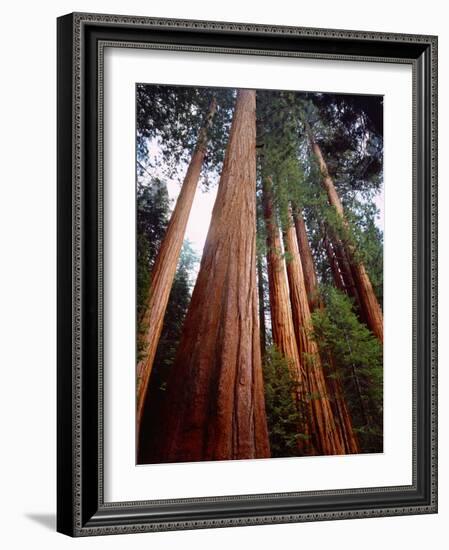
<box><xmin>284</xmin><ymin>210</ymin><xmax>346</xmax><ymax>455</ymax></box>
<box><xmin>155</xmin><ymin>90</ymin><xmax>270</xmax><ymax>463</ymax></box>
<box><xmin>136</xmin><ymin>99</ymin><xmax>217</xmax><ymax>440</ymax></box>
<box><xmin>294</xmin><ymin>208</ymin><xmax>360</xmax><ymax>454</ymax></box>
<box><xmin>309</xmin><ymin>134</ymin><xmax>384</xmax><ymax>342</ymax></box>
<box><xmin>263</xmin><ymin>181</ymin><xmax>314</xmax><ymax>455</ymax></box>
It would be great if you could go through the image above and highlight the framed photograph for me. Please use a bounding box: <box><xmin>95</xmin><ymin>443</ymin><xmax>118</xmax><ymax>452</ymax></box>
<box><xmin>57</xmin><ymin>12</ymin><xmax>438</xmax><ymax>536</ymax></box>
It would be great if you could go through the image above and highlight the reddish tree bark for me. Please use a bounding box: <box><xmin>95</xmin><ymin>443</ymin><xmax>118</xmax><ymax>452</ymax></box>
<box><xmin>154</xmin><ymin>90</ymin><xmax>270</xmax><ymax>463</ymax></box>
<box><xmin>323</xmin><ymin>225</ymin><xmax>364</xmax><ymax>318</ymax></box>
<box><xmin>263</xmin><ymin>181</ymin><xmax>314</xmax><ymax>456</ymax></box>
<box><xmin>136</xmin><ymin>98</ymin><xmax>217</xmax><ymax>440</ymax></box>
<box><xmin>308</xmin><ymin>131</ymin><xmax>383</xmax><ymax>342</ymax></box>
<box><xmin>284</xmin><ymin>210</ymin><xmax>346</xmax><ymax>455</ymax></box>
<box><xmin>293</xmin><ymin>206</ymin><xmax>359</xmax><ymax>454</ymax></box>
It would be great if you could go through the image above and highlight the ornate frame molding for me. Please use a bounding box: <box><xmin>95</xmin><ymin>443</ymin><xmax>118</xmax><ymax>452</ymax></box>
<box><xmin>57</xmin><ymin>12</ymin><xmax>437</xmax><ymax>537</ymax></box>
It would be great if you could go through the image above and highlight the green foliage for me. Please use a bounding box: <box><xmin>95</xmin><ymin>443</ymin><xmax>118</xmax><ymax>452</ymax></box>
<box><xmin>135</xmin><ymin>84</ymin><xmax>385</xmax><ymax>459</ymax></box>
<box><xmin>136</xmin><ymin>84</ymin><xmax>235</xmax><ymax>189</ymax></box>
<box><xmin>257</xmin><ymin>89</ymin><xmax>384</xmax><ymax>455</ymax></box>
<box><xmin>137</xmin><ymin>238</ymin><xmax>199</xmax><ymax>461</ymax></box>
<box><xmin>136</xmin><ymin>179</ymin><xmax>170</xmax><ymax>320</ymax></box>
<box><xmin>311</xmin><ymin>286</ymin><xmax>383</xmax><ymax>452</ymax></box>
<box><xmin>312</xmin><ymin>193</ymin><xmax>383</xmax><ymax>306</ymax></box>
<box><xmin>294</xmin><ymin>95</ymin><xmax>384</xmax><ymax>287</ymax></box>
<box><xmin>348</xmin><ymin>205</ymin><xmax>384</xmax><ymax>306</ymax></box>
<box><xmin>151</xmin><ymin>241</ymin><xmax>199</xmax><ymax>390</ymax></box>
<box><xmin>256</xmin><ymin>91</ymin><xmax>305</xmax><ymax>231</ymax></box>
<box><xmin>262</xmin><ymin>346</ymin><xmax>307</xmax><ymax>457</ymax></box>
<box><xmin>136</xmin><ymin>172</ymin><xmax>199</xmax><ymax>387</ymax></box>
<box><xmin>298</xmin><ymin>95</ymin><xmax>384</xmax><ymax>201</ymax></box>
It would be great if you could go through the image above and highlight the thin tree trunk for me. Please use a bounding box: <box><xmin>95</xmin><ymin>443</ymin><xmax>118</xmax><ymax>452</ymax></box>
<box><xmin>323</xmin><ymin>225</ymin><xmax>364</xmax><ymax>317</ymax></box>
<box><xmin>154</xmin><ymin>90</ymin><xmax>270</xmax><ymax>463</ymax></box>
<box><xmin>323</xmin><ymin>234</ymin><xmax>345</xmax><ymax>292</ymax></box>
<box><xmin>284</xmin><ymin>209</ymin><xmax>345</xmax><ymax>455</ymax></box>
<box><xmin>307</xmin><ymin>130</ymin><xmax>383</xmax><ymax>342</ymax></box>
<box><xmin>293</xmin><ymin>208</ymin><xmax>320</xmax><ymax>312</ymax></box>
<box><xmin>136</xmin><ymin>98</ymin><xmax>217</xmax><ymax>439</ymax></box>
<box><xmin>330</xmin><ymin>233</ymin><xmax>364</xmax><ymax>315</ymax></box>
<box><xmin>294</xmin><ymin>205</ymin><xmax>359</xmax><ymax>454</ymax></box>
<box><xmin>263</xmin><ymin>180</ymin><xmax>314</xmax><ymax>456</ymax></box>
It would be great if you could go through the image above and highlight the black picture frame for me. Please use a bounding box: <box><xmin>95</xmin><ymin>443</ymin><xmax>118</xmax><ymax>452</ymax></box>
<box><xmin>57</xmin><ymin>12</ymin><xmax>438</xmax><ymax>537</ymax></box>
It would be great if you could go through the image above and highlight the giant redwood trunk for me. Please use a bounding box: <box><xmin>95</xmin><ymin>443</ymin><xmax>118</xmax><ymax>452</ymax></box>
<box><xmin>136</xmin><ymin>98</ymin><xmax>217</xmax><ymax>439</ymax></box>
<box><xmin>154</xmin><ymin>90</ymin><xmax>270</xmax><ymax>463</ymax></box>
<box><xmin>284</xmin><ymin>210</ymin><xmax>345</xmax><ymax>455</ymax></box>
<box><xmin>294</xmin><ymin>206</ymin><xmax>359</xmax><ymax>454</ymax></box>
<box><xmin>308</xmin><ymin>131</ymin><xmax>383</xmax><ymax>342</ymax></box>
<box><xmin>262</xmin><ymin>180</ymin><xmax>314</xmax><ymax>455</ymax></box>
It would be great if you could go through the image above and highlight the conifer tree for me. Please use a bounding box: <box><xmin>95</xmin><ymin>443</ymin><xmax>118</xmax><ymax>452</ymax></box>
<box><xmin>154</xmin><ymin>90</ymin><xmax>270</xmax><ymax>463</ymax></box>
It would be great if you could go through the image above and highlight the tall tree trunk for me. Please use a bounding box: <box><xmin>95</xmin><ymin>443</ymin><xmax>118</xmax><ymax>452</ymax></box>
<box><xmin>307</xmin><ymin>130</ymin><xmax>383</xmax><ymax>342</ymax></box>
<box><xmin>154</xmin><ymin>90</ymin><xmax>270</xmax><ymax>463</ymax></box>
<box><xmin>263</xmin><ymin>180</ymin><xmax>314</xmax><ymax>456</ymax></box>
<box><xmin>284</xmin><ymin>209</ymin><xmax>346</xmax><ymax>455</ymax></box>
<box><xmin>136</xmin><ymin>98</ymin><xmax>217</xmax><ymax>439</ymax></box>
<box><xmin>294</xmin><ymin>205</ymin><xmax>359</xmax><ymax>454</ymax></box>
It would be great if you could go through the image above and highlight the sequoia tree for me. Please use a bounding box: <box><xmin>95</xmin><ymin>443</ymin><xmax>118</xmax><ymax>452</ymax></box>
<box><xmin>283</xmin><ymin>208</ymin><xmax>346</xmax><ymax>455</ymax></box>
<box><xmin>293</xmin><ymin>208</ymin><xmax>360</xmax><ymax>454</ymax></box>
<box><xmin>307</xmin><ymin>127</ymin><xmax>384</xmax><ymax>342</ymax></box>
<box><xmin>311</xmin><ymin>286</ymin><xmax>383</xmax><ymax>452</ymax></box>
<box><xmin>153</xmin><ymin>90</ymin><xmax>270</xmax><ymax>463</ymax></box>
<box><xmin>262</xmin><ymin>179</ymin><xmax>314</xmax><ymax>455</ymax></box>
<box><xmin>136</xmin><ymin>98</ymin><xmax>217</xmax><ymax>439</ymax></box>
